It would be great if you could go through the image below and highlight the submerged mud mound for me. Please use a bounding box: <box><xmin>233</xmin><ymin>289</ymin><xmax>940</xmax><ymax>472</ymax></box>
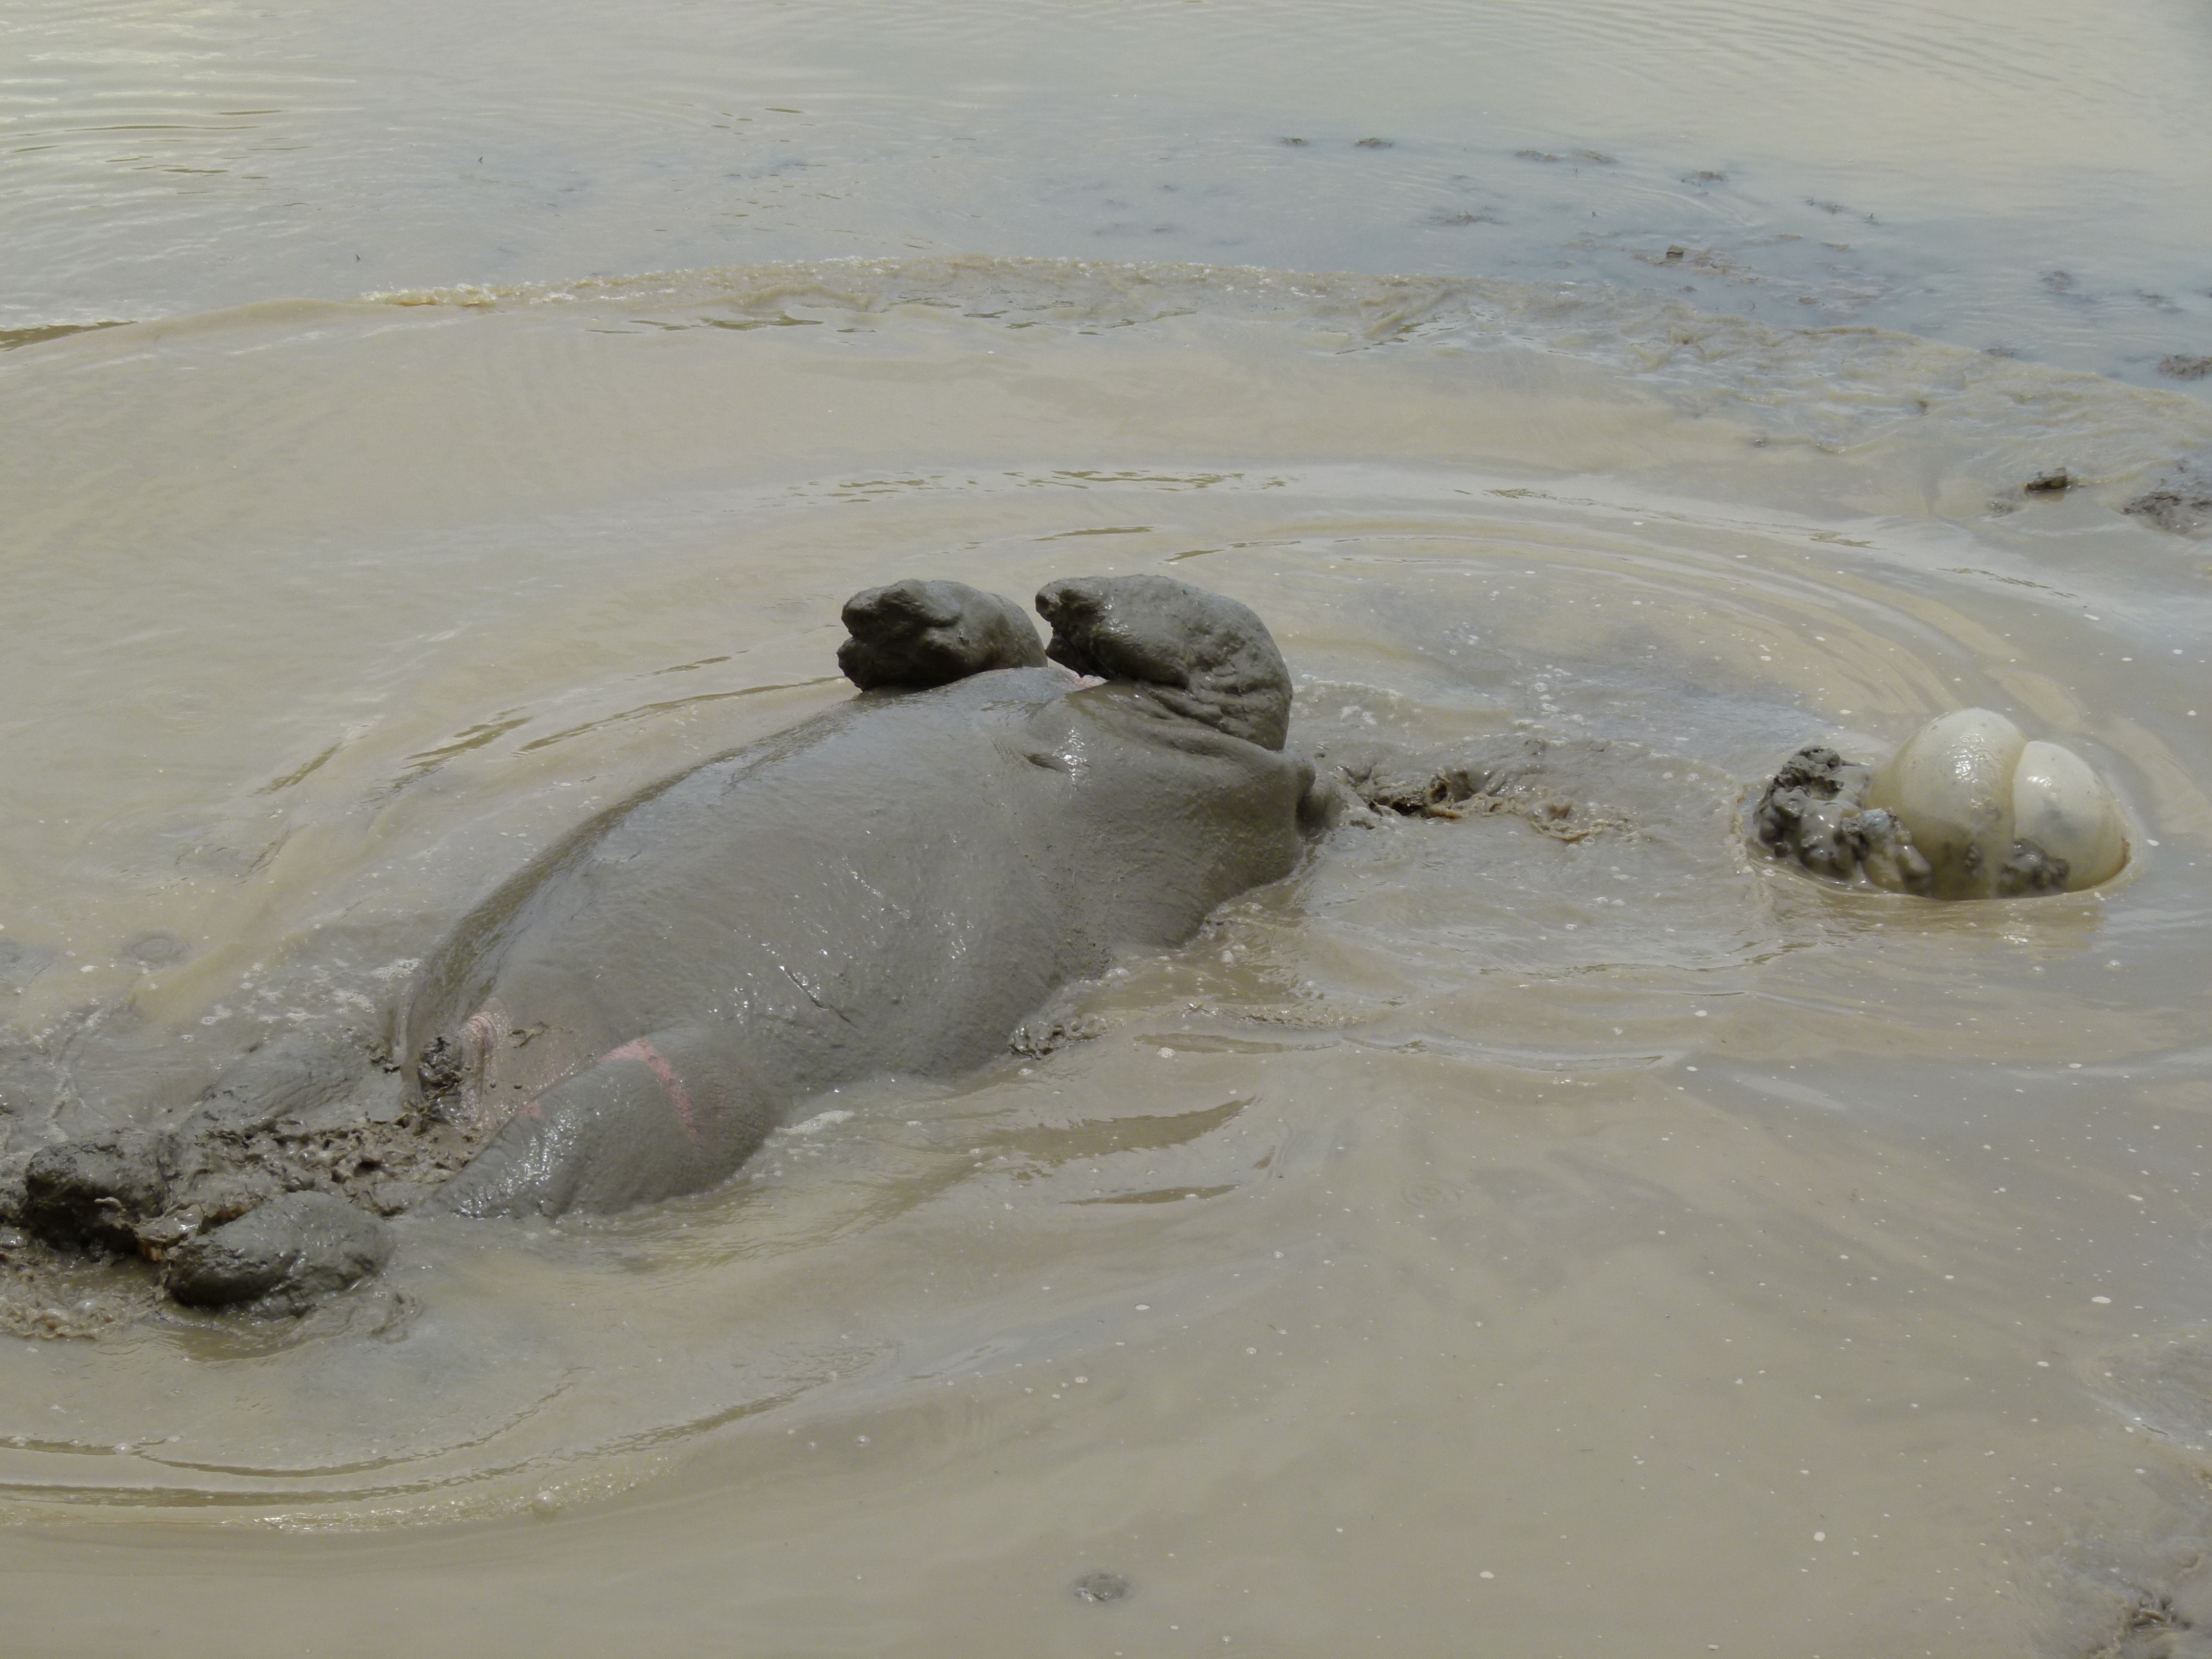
<box><xmin>1328</xmin><ymin>732</ymin><xmax>1627</xmax><ymax>842</ymax></box>
<box><xmin>1750</xmin><ymin>744</ymin><xmax>1934</xmax><ymax>894</ymax></box>
<box><xmin>2125</xmin><ymin>460</ymin><xmax>2212</xmax><ymax>537</ymax></box>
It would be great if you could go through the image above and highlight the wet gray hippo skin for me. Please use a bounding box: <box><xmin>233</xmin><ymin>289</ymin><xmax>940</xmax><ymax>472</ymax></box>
<box><xmin>412</xmin><ymin>574</ymin><xmax>1319</xmax><ymax>1221</ymax></box>
<box><xmin>9</xmin><ymin>575</ymin><xmax>1320</xmax><ymax>1304</ymax></box>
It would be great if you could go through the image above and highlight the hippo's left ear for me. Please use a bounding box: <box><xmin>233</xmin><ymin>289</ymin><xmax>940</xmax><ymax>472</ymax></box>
<box><xmin>837</xmin><ymin>579</ymin><xmax>1046</xmax><ymax>690</ymax></box>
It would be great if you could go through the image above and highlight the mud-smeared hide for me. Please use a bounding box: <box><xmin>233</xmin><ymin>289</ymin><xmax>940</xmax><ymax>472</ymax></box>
<box><xmin>5</xmin><ymin>577</ymin><xmax>1325</xmax><ymax>1312</ymax></box>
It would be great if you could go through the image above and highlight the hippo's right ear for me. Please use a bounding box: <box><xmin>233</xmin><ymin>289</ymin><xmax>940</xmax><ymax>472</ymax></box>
<box><xmin>836</xmin><ymin>579</ymin><xmax>1046</xmax><ymax>690</ymax></box>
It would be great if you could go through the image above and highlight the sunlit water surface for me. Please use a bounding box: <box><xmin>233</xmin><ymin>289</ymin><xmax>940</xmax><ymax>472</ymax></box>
<box><xmin>5</xmin><ymin>0</ymin><xmax>2211</xmax><ymax>390</ymax></box>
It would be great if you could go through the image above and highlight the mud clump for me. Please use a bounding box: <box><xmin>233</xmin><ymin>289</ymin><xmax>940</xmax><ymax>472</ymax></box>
<box><xmin>1751</xmin><ymin>746</ymin><xmax>1936</xmax><ymax>895</ymax></box>
<box><xmin>2103</xmin><ymin>1594</ymin><xmax>2208</xmax><ymax>1658</ymax></box>
<box><xmin>2126</xmin><ymin>486</ymin><xmax>2212</xmax><ymax>537</ymax></box>
<box><xmin>0</xmin><ymin>1030</ymin><xmax>507</xmax><ymax>1330</ymax></box>
<box><xmin>167</xmin><ymin>1190</ymin><xmax>394</xmax><ymax>1317</ymax></box>
<box><xmin>1332</xmin><ymin>735</ymin><xmax>1619</xmax><ymax>843</ymax></box>
<box><xmin>2124</xmin><ymin>459</ymin><xmax>2212</xmax><ymax>537</ymax></box>
<box><xmin>20</xmin><ymin>1130</ymin><xmax>172</xmax><ymax>1251</ymax></box>
<box><xmin>1009</xmin><ymin>1012</ymin><xmax>1104</xmax><ymax>1059</ymax></box>
<box><xmin>2064</xmin><ymin>1579</ymin><xmax>2212</xmax><ymax>1659</ymax></box>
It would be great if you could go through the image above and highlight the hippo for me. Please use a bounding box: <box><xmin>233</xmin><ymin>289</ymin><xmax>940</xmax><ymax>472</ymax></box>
<box><xmin>9</xmin><ymin>576</ymin><xmax>1333</xmax><ymax>1312</ymax></box>
<box><xmin>414</xmin><ymin>572</ymin><xmax>1323</xmax><ymax>1219</ymax></box>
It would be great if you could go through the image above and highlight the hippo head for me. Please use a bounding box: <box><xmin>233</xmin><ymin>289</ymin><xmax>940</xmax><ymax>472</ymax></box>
<box><xmin>1034</xmin><ymin>575</ymin><xmax>1293</xmax><ymax>751</ymax></box>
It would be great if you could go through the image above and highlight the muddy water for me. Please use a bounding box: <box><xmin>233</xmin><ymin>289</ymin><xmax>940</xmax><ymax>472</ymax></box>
<box><xmin>0</xmin><ymin>261</ymin><xmax>2208</xmax><ymax>1655</ymax></box>
<box><xmin>7</xmin><ymin>0</ymin><xmax>2212</xmax><ymax>390</ymax></box>
<box><xmin>6</xmin><ymin>0</ymin><xmax>2212</xmax><ymax>1649</ymax></box>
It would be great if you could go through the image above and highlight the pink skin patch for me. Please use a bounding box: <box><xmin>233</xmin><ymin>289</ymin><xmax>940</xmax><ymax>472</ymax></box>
<box><xmin>603</xmin><ymin>1038</ymin><xmax>703</xmax><ymax>1142</ymax></box>
<box><xmin>461</xmin><ymin>1009</ymin><xmax>509</xmax><ymax>1105</ymax></box>
<box><xmin>435</xmin><ymin>1008</ymin><xmax>520</xmax><ymax>1137</ymax></box>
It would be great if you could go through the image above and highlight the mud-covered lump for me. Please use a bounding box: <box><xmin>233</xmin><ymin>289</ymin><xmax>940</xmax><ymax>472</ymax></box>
<box><xmin>165</xmin><ymin>1191</ymin><xmax>393</xmax><ymax>1317</ymax></box>
<box><xmin>1754</xmin><ymin>709</ymin><xmax>2130</xmax><ymax>899</ymax></box>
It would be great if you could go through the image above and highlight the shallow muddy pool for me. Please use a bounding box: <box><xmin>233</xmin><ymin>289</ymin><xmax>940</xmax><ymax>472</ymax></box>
<box><xmin>4</xmin><ymin>3</ymin><xmax>2212</xmax><ymax>1655</ymax></box>
<box><xmin>2</xmin><ymin>261</ymin><xmax>2210</xmax><ymax>1655</ymax></box>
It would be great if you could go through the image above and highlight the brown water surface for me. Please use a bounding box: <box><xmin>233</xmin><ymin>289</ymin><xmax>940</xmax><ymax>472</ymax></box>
<box><xmin>2</xmin><ymin>260</ymin><xmax>2210</xmax><ymax>1653</ymax></box>
<box><xmin>7</xmin><ymin>0</ymin><xmax>2211</xmax><ymax>387</ymax></box>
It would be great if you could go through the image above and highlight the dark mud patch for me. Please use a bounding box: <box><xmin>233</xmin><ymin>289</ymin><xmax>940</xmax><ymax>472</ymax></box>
<box><xmin>2100</xmin><ymin>1594</ymin><xmax>2212</xmax><ymax>1658</ymax></box>
<box><xmin>0</xmin><ymin>321</ymin><xmax>129</xmax><ymax>352</ymax></box>
<box><xmin>1009</xmin><ymin>1012</ymin><xmax>1104</xmax><ymax>1059</ymax></box>
<box><xmin>0</xmin><ymin>1049</ymin><xmax>69</xmax><ymax>1141</ymax></box>
<box><xmin>1513</xmin><ymin>147</ymin><xmax>1614</xmax><ymax>164</ymax></box>
<box><xmin>0</xmin><ymin>1032</ymin><xmax>507</xmax><ymax>1335</ymax></box>
<box><xmin>2051</xmin><ymin>1554</ymin><xmax>2212</xmax><ymax>1659</ymax></box>
<box><xmin>2049</xmin><ymin>1336</ymin><xmax>2212</xmax><ymax>1655</ymax></box>
<box><xmin>1325</xmin><ymin>733</ymin><xmax>1624</xmax><ymax>843</ymax></box>
<box><xmin>2124</xmin><ymin>463</ymin><xmax>2212</xmax><ymax>537</ymax></box>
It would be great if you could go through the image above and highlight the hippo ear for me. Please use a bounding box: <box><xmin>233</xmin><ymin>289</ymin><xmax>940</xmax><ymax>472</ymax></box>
<box><xmin>837</xmin><ymin>579</ymin><xmax>1045</xmax><ymax>690</ymax></box>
